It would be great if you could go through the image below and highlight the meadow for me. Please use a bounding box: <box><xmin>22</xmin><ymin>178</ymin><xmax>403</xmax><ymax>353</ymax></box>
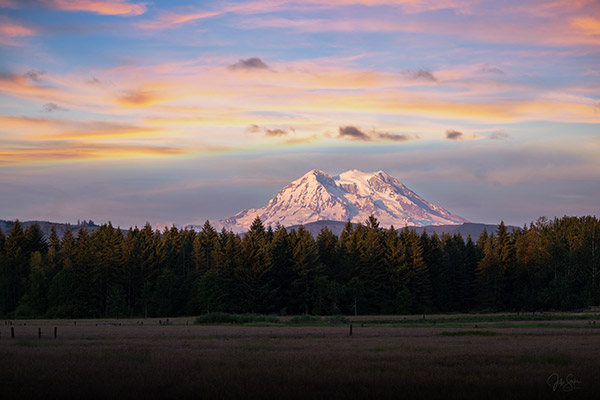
<box><xmin>1</xmin><ymin>313</ymin><xmax>599</xmax><ymax>399</ymax></box>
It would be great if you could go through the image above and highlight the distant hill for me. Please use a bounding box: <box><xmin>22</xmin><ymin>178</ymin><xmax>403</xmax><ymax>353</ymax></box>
<box><xmin>0</xmin><ymin>219</ymin><xmax>101</xmax><ymax>238</ymax></box>
<box><xmin>1</xmin><ymin>218</ymin><xmax>517</xmax><ymax>241</ymax></box>
<box><xmin>287</xmin><ymin>220</ymin><xmax>517</xmax><ymax>238</ymax></box>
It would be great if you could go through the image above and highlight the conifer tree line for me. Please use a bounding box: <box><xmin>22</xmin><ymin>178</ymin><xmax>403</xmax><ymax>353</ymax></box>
<box><xmin>0</xmin><ymin>215</ymin><xmax>598</xmax><ymax>318</ymax></box>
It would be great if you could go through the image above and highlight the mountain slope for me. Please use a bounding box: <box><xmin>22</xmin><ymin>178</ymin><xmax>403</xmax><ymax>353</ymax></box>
<box><xmin>201</xmin><ymin>169</ymin><xmax>467</xmax><ymax>233</ymax></box>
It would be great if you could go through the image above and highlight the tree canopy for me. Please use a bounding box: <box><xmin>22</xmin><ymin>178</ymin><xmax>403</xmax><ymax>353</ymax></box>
<box><xmin>0</xmin><ymin>215</ymin><xmax>598</xmax><ymax>318</ymax></box>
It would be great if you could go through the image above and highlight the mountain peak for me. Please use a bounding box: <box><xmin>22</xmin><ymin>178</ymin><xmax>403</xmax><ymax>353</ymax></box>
<box><xmin>197</xmin><ymin>169</ymin><xmax>467</xmax><ymax>233</ymax></box>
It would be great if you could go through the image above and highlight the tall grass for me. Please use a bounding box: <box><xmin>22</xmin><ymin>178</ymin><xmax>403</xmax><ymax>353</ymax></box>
<box><xmin>437</xmin><ymin>330</ymin><xmax>499</xmax><ymax>336</ymax></box>
<box><xmin>352</xmin><ymin>313</ymin><xmax>599</xmax><ymax>325</ymax></box>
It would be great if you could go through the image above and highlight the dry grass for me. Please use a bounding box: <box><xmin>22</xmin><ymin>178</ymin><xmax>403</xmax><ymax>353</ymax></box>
<box><xmin>1</xmin><ymin>318</ymin><xmax>599</xmax><ymax>399</ymax></box>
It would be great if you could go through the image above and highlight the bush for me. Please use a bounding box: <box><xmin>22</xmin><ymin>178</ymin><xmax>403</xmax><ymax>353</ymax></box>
<box><xmin>289</xmin><ymin>314</ymin><xmax>322</xmax><ymax>324</ymax></box>
<box><xmin>194</xmin><ymin>312</ymin><xmax>279</xmax><ymax>325</ymax></box>
<box><xmin>327</xmin><ymin>315</ymin><xmax>348</xmax><ymax>325</ymax></box>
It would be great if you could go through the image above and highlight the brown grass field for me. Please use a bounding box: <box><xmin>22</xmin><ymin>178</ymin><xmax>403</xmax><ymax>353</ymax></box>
<box><xmin>1</xmin><ymin>315</ymin><xmax>599</xmax><ymax>399</ymax></box>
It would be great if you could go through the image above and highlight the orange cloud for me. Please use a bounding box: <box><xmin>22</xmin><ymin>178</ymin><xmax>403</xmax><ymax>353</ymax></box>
<box><xmin>0</xmin><ymin>142</ymin><xmax>187</xmax><ymax>166</ymax></box>
<box><xmin>571</xmin><ymin>17</ymin><xmax>600</xmax><ymax>35</ymax></box>
<box><xmin>45</xmin><ymin>0</ymin><xmax>146</xmax><ymax>16</ymax></box>
<box><xmin>0</xmin><ymin>116</ymin><xmax>162</xmax><ymax>139</ymax></box>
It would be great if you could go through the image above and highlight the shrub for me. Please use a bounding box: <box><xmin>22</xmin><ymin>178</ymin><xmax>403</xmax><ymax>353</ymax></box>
<box><xmin>194</xmin><ymin>312</ymin><xmax>279</xmax><ymax>324</ymax></box>
<box><xmin>327</xmin><ymin>315</ymin><xmax>348</xmax><ymax>325</ymax></box>
<box><xmin>289</xmin><ymin>314</ymin><xmax>322</xmax><ymax>324</ymax></box>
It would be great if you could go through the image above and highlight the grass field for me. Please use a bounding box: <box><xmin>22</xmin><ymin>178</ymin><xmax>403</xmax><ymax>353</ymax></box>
<box><xmin>1</xmin><ymin>313</ymin><xmax>599</xmax><ymax>399</ymax></box>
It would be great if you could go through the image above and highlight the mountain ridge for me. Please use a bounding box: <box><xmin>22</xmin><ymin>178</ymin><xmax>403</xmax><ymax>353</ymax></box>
<box><xmin>285</xmin><ymin>220</ymin><xmax>515</xmax><ymax>239</ymax></box>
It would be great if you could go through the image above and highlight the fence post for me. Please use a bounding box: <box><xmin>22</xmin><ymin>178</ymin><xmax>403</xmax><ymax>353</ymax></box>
<box><xmin>54</xmin><ymin>327</ymin><xmax>57</xmax><ymax>339</ymax></box>
<box><xmin>11</xmin><ymin>327</ymin><xmax>15</xmax><ymax>338</ymax></box>
<box><xmin>38</xmin><ymin>328</ymin><xmax>41</xmax><ymax>338</ymax></box>
<box><xmin>349</xmin><ymin>323</ymin><xmax>353</xmax><ymax>336</ymax></box>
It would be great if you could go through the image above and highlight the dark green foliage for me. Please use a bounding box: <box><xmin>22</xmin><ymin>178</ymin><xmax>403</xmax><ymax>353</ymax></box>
<box><xmin>289</xmin><ymin>314</ymin><xmax>321</xmax><ymax>324</ymax></box>
<box><xmin>0</xmin><ymin>215</ymin><xmax>599</xmax><ymax>318</ymax></box>
<box><xmin>193</xmin><ymin>312</ymin><xmax>279</xmax><ymax>324</ymax></box>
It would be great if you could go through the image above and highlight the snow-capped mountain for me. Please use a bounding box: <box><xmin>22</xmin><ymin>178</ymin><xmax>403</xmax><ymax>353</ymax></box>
<box><xmin>199</xmin><ymin>169</ymin><xmax>467</xmax><ymax>233</ymax></box>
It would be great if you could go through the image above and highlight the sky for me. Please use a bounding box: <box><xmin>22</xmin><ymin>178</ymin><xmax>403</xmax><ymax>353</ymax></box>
<box><xmin>0</xmin><ymin>0</ymin><xmax>599</xmax><ymax>229</ymax></box>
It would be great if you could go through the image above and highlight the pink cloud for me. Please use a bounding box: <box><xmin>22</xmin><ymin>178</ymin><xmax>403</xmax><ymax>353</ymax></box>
<box><xmin>45</xmin><ymin>0</ymin><xmax>146</xmax><ymax>16</ymax></box>
<box><xmin>0</xmin><ymin>16</ymin><xmax>36</xmax><ymax>46</ymax></box>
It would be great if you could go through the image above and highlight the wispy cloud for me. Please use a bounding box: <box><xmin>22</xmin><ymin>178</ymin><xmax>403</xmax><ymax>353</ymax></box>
<box><xmin>137</xmin><ymin>0</ymin><xmax>286</xmax><ymax>30</ymax></box>
<box><xmin>375</xmin><ymin>132</ymin><xmax>412</xmax><ymax>142</ymax></box>
<box><xmin>571</xmin><ymin>16</ymin><xmax>600</xmax><ymax>35</ymax></box>
<box><xmin>44</xmin><ymin>0</ymin><xmax>147</xmax><ymax>16</ymax></box>
<box><xmin>446</xmin><ymin>129</ymin><xmax>483</xmax><ymax>140</ymax></box>
<box><xmin>338</xmin><ymin>126</ymin><xmax>414</xmax><ymax>142</ymax></box>
<box><xmin>0</xmin><ymin>115</ymin><xmax>161</xmax><ymax>139</ymax></box>
<box><xmin>0</xmin><ymin>141</ymin><xmax>187</xmax><ymax>166</ymax></box>
<box><xmin>265</xmin><ymin>128</ymin><xmax>289</xmax><ymax>136</ymax></box>
<box><xmin>407</xmin><ymin>68</ymin><xmax>438</xmax><ymax>82</ymax></box>
<box><xmin>117</xmin><ymin>89</ymin><xmax>160</xmax><ymax>107</ymax></box>
<box><xmin>480</xmin><ymin>64</ymin><xmax>505</xmax><ymax>75</ymax></box>
<box><xmin>489</xmin><ymin>130</ymin><xmax>509</xmax><ymax>140</ymax></box>
<box><xmin>246</xmin><ymin>124</ymin><xmax>293</xmax><ymax>137</ymax></box>
<box><xmin>24</xmin><ymin>69</ymin><xmax>45</xmax><ymax>81</ymax></box>
<box><xmin>0</xmin><ymin>16</ymin><xmax>36</xmax><ymax>46</ymax></box>
<box><xmin>43</xmin><ymin>102</ymin><xmax>68</xmax><ymax>112</ymax></box>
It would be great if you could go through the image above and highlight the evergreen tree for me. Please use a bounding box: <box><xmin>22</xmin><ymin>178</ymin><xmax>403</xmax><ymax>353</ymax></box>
<box><xmin>4</xmin><ymin>221</ymin><xmax>28</xmax><ymax>312</ymax></box>
<box><xmin>291</xmin><ymin>225</ymin><xmax>323</xmax><ymax>314</ymax></box>
<box><xmin>423</xmin><ymin>232</ymin><xmax>449</xmax><ymax>311</ymax></box>
<box><xmin>358</xmin><ymin>215</ymin><xmax>392</xmax><ymax>314</ymax></box>
<box><xmin>193</xmin><ymin>220</ymin><xmax>219</xmax><ymax>274</ymax></box>
<box><xmin>399</xmin><ymin>229</ymin><xmax>432</xmax><ymax>313</ymax></box>
<box><xmin>241</xmin><ymin>217</ymin><xmax>273</xmax><ymax>313</ymax></box>
<box><xmin>475</xmin><ymin>234</ymin><xmax>503</xmax><ymax>311</ymax></box>
<box><xmin>24</xmin><ymin>223</ymin><xmax>48</xmax><ymax>255</ymax></box>
<box><xmin>269</xmin><ymin>224</ymin><xmax>294</xmax><ymax>314</ymax></box>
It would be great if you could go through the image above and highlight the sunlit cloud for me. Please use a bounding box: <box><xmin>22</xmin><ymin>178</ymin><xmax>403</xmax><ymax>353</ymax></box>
<box><xmin>571</xmin><ymin>17</ymin><xmax>600</xmax><ymax>35</ymax></box>
<box><xmin>0</xmin><ymin>115</ymin><xmax>162</xmax><ymax>139</ymax></box>
<box><xmin>0</xmin><ymin>141</ymin><xmax>187</xmax><ymax>166</ymax></box>
<box><xmin>43</xmin><ymin>0</ymin><xmax>147</xmax><ymax>16</ymax></box>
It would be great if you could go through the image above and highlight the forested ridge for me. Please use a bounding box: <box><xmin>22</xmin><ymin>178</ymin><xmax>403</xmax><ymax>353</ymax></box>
<box><xmin>0</xmin><ymin>215</ymin><xmax>598</xmax><ymax>318</ymax></box>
